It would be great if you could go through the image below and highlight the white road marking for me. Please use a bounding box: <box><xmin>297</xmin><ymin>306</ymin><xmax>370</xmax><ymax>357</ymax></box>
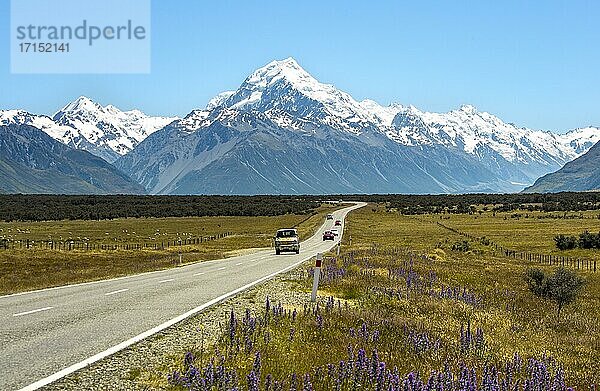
<box><xmin>217</xmin><ymin>266</ymin><xmax>226</xmax><ymax>270</ymax></box>
<box><xmin>0</xmin><ymin>249</ymin><xmax>270</xmax><ymax>300</ymax></box>
<box><xmin>15</xmin><ymin>203</ymin><xmax>365</xmax><ymax>391</ymax></box>
<box><xmin>235</xmin><ymin>262</ymin><xmax>243</xmax><ymax>266</ymax></box>
<box><xmin>193</xmin><ymin>272</ymin><xmax>206</xmax><ymax>276</ymax></box>
<box><xmin>13</xmin><ymin>306</ymin><xmax>54</xmax><ymax>317</ymax></box>
<box><xmin>158</xmin><ymin>279</ymin><xmax>174</xmax><ymax>284</ymax></box>
<box><xmin>15</xmin><ymin>255</ymin><xmax>323</xmax><ymax>391</ymax></box>
<box><xmin>104</xmin><ymin>289</ymin><xmax>129</xmax><ymax>296</ymax></box>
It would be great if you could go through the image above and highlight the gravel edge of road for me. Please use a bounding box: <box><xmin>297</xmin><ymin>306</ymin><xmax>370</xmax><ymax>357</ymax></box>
<box><xmin>40</xmin><ymin>260</ymin><xmax>316</xmax><ymax>391</ymax></box>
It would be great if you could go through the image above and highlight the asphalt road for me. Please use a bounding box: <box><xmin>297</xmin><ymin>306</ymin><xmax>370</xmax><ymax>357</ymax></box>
<box><xmin>0</xmin><ymin>202</ymin><xmax>365</xmax><ymax>391</ymax></box>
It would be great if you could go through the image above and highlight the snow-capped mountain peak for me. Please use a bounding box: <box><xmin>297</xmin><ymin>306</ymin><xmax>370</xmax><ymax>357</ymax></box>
<box><xmin>389</xmin><ymin>102</ymin><xmax>600</xmax><ymax>168</ymax></box>
<box><xmin>217</xmin><ymin>58</ymin><xmax>391</xmax><ymax>133</ymax></box>
<box><xmin>558</xmin><ymin>126</ymin><xmax>600</xmax><ymax>155</ymax></box>
<box><xmin>0</xmin><ymin>109</ymin><xmax>35</xmax><ymax>125</ymax></box>
<box><xmin>244</xmin><ymin>57</ymin><xmax>314</xmax><ymax>90</ymax></box>
<box><xmin>358</xmin><ymin>100</ymin><xmax>405</xmax><ymax>126</ymax></box>
<box><xmin>457</xmin><ymin>104</ymin><xmax>478</xmax><ymax>114</ymax></box>
<box><xmin>59</xmin><ymin>96</ymin><xmax>101</xmax><ymax>113</ymax></box>
<box><xmin>49</xmin><ymin>97</ymin><xmax>177</xmax><ymax>162</ymax></box>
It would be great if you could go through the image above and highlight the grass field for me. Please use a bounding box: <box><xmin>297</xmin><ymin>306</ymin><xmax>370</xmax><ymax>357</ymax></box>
<box><xmin>0</xmin><ymin>204</ymin><xmax>340</xmax><ymax>295</ymax></box>
<box><xmin>418</xmin><ymin>209</ymin><xmax>600</xmax><ymax>261</ymax></box>
<box><xmin>165</xmin><ymin>204</ymin><xmax>599</xmax><ymax>390</ymax></box>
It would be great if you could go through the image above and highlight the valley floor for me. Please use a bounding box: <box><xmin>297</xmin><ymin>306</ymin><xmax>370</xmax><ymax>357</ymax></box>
<box><xmin>0</xmin><ymin>205</ymin><xmax>337</xmax><ymax>295</ymax></box>
<box><xmin>40</xmin><ymin>204</ymin><xmax>600</xmax><ymax>390</ymax></box>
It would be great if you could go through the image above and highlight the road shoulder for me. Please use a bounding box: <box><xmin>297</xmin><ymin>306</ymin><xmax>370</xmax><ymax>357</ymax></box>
<box><xmin>41</xmin><ymin>263</ymin><xmax>311</xmax><ymax>390</ymax></box>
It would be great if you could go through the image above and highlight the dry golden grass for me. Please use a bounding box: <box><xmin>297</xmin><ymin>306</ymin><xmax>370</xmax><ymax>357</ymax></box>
<box><xmin>338</xmin><ymin>205</ymin><xmax>600</xmax><ymax>386</ymax></box>
<box><xmin>147</xmin><ymin>203</ymin><xmax>599</xmax><ymax>389</ymax></box>
<box><xmin>0</xmin><ymin>204</ymin><xmax>340</xmax><ymax>295</ymax></box>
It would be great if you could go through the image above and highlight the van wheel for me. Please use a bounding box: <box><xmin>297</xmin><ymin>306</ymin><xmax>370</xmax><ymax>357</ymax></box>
<box><xmin>276</xmin><ymin>249</ymin><xmax>280</xmax><ymax>255</ymax></box>
<box><xmin>296</xmin><ymin>249</ymin><xmax>300</xmax><ymax>254</ymax></box>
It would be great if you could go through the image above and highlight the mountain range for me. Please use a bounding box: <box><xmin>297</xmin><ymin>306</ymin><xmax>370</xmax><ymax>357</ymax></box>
<box><xmin>0</xmin><ymin>98</ymin><xmax>176</xmax><ymax>163</ymax></box>
<box><xmin>116</xmin><ymin>58</ymin><xmax>600</xmax><ymax>194</ymax></box>
<box><xmin>525</xmin><ymin>139</ymin><xmax>600</xmax><ymax>193</ymax></box>
<box><xmin>1</xmin><ymin>57</ymin><xmax>598</xmax><ymax>194</ymax></box>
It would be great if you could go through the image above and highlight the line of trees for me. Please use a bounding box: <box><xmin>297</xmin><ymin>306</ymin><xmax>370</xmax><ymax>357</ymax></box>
<box><xmin>362</xmin><ymin>191</ymin><xmax>600</xmax><ymax>215</ymax></box>
<box><xmin>0</xmin><ymin>195</ymin><xmax>319</xmax><ymax>222</ymax></box>
<box><xmin>3</xmin><ymin>191</ymin><xmax>600</xmax><ymax>221</ymax></box>
<box><xmin>554</xmin><ymin>231</ymin><xmax>600</xmax><ymax>250</ymax></box>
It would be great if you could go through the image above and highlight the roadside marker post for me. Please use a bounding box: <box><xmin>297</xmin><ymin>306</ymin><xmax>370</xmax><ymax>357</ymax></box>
<box><xmin>179</xmin><ymin>239</ymin><xmax>183</xmax><ymax>265</ymax></box>
<box><xmin>311</xmin><ymin>253</ymin><xmax>322</xmax><ymax>302</ymax></box>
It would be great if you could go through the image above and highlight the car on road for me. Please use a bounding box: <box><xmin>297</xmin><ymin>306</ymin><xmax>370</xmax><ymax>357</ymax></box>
<box><xmin>323</xmin><ymin>230</ymin><xmax>335</xmax><ymax>241</ymax></box>
<box><xmin>326</xmin><ymin>214</ymin><xmax>334</xmax><ymax>220</ymax></box>
<box><xmin>334</xmin><ymin>220</ymin><xmax>342</xmax><ymax>226</ymax></box>
<box><xmin>274</xmin><ymin>228</ymin><xmax>300</xmax><ymax>255</ymax></box>
<box><xmin>330</xmin><ymin>228</ymin><xmax>339</xmax><ymax>236</ymax></box>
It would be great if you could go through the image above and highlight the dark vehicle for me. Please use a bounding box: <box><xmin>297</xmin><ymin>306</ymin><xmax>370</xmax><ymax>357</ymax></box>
<box><xmin>326</xmin><ymin>214</ymin><xmax>334</xmax><ymax>220</ymax></box>
<box><xmin>323</xmin><ymin>230</ymin><xmax>335</xmax><ymax>241</ymax></box>
<box><xmin>334</xmin><ymin>220</ymin><xmax>342</xmax><ymax>226</ymax></box>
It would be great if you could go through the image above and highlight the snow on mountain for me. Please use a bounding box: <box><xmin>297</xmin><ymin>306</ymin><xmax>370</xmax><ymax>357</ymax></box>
<box><xmin>358</xmin><ymin>100</ymin><xmax>404</xmax><ymax>126</ymax></box>
<box><xmin>0</xmin><ymin>121</ymin><xmax>146</xmax><ymax>194</ymax></box>
<box><xmin>206</xmin><ymin>91</ymin><xmax>235</xmax><ymax>110</ymax></box>
<box><xmin>557</xmin><ymin>127</ymin><xmax>600</xmax><ymax>155</ymax></box>
<box><xmin>389</xmin><ymin>104</ymin><xmax>600</xmax><ymax>168</ymax></box>
<box><xmin>5</xmin><ymin>57</ymin><xmax>599</xmax><ymax>195</ymax></box>
<box><xmin>208</xmin><ymin>58</ymin><xmax>599</xmax><ymax>175</ymax></box>
<box><xmin>219</xmin><ymin>58</ymin><xmax>390</xmax><ymax>133</ymax></box>
<box><xmin>0</xmin><ymin>109</ymin><xmax>75</xmax><ymax>142</ymax></box>
<box><xmin>115</xmin><ymin>57</ymin><xmax>600</xmax><ymax>194</ymax></box>
<box><xmin>51</xmin><ymin>96</ymin><xmax>177</xmax><ymax>162</ymax></box>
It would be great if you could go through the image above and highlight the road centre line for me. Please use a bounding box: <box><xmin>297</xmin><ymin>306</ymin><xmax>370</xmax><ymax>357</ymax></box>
<box><xmin>13</xmin><ymin>307</ymin><xmax>54</xmax><ymax>317</ymax></box>
<box><xmin>158</xmin><ymin>279</ymin><xmax>175</xmax><ymax>284</ymax></box>
<box><xmin>104</xmin><ymin>289</ymin><xmax>129</xmax><ymax>296</ymax></box>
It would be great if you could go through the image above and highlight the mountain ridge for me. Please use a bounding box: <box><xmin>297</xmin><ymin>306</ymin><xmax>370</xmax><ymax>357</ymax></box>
<box><xmin>1</xmin><ymin>97</ymin><xmax>177</xmax><ymax>163</ymax></box>
<box><xmin>524</xmin><ymin>140</ymin><xmax>600</xmax><ymax>193</ymax></box>
<box><xmin>2</xmin><ymin>57</ymin><xmax>599</xmax><ymax>195</ymax></box>
<box><xmin>114</xmin><ymin>57</ymin><xmax>599</xmax><ymax>195</ymax></box>
<box><xmin>0</xmin><ymin>123</ymin><xmax>146</xmax><ymax>194</ymax></box>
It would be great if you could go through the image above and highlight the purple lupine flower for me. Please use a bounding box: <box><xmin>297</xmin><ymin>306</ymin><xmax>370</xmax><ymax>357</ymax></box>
<box><xmin>361</xmin><ymin>322</ymin><xmax>368</xmax><ymax>339</ymax></box>
<box><xmin>290</xmin><ymin>373</ymin><xmax>299</xmax><ymax>391</ymax></box>
<box><xmin>316</xmin><ymin>314</ymin><xmax>324</xmax><ymax>329</ymax></box>
<box><xmin>303</xmin><ymin>374</ymin><xmax>314</xmax><ymax>391</ymax></box>
<box><xmin>372</xmin><ymin>329</ymin><xmax>381</xmax><ymax>342</ymax></box>
<box><xmin>252</xmin><ymin>351</ymin><xmax>262</xmax><ymax>379</ymax></box>
<box><xmin>228</xmin><ymin>309</ymin><xmax>237</xmax><ymax>343</ymax></box>
<box><xmin>244</xmin><ymin>335</ymin><xmax>253</xmax><ymax>353</ymax></box>
<box><xmin>184</xmin><ymin>351</ymin><xmax>194</xmax><ymax>368</ymax></box>
<box><xmin>247</xmin><ymin>370</ymin><xmax>259</xmax><ymax>391</ymax></box>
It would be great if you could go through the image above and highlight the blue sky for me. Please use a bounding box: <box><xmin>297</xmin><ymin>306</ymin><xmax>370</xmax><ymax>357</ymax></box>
<box><xmin>1</xmin><ymin>0</ymin><xmax>598</xmax><ymax>132</ymax></box>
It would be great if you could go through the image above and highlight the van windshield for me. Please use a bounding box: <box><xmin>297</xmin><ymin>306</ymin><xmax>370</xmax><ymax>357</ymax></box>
<box><xmin>276</xmin><ymin>230</ymin><xmax>296</xmax><ymax>238</ymax></box>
